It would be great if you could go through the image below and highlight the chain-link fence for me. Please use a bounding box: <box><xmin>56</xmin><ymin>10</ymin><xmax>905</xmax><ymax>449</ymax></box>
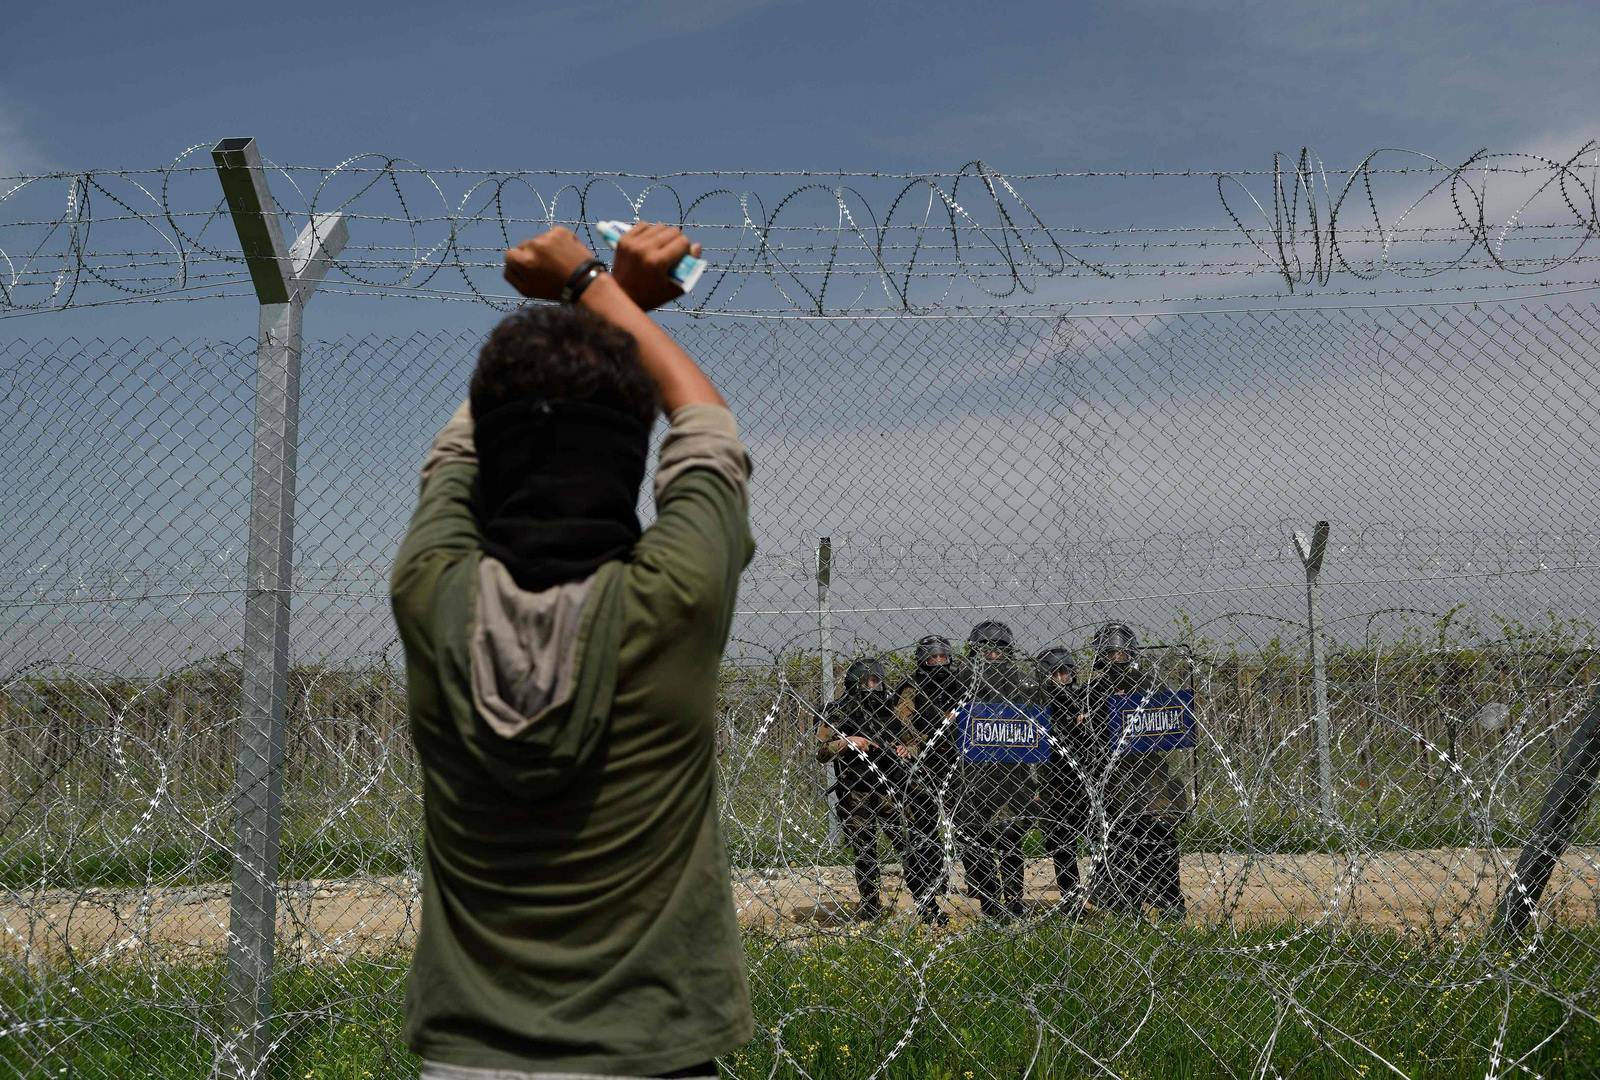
<box><xmin>3</xmin><ymin>301</ymin><xmax>1599</xmax><ymax>1077</ymax></box>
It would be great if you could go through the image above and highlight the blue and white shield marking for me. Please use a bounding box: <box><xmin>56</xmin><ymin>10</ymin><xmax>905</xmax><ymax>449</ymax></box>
<box><xmin>957</xmin><ymin>702</ymin><xmax>1053</xmax><ymax>764</ymax></box>
<box><xmin>1106</xmin><ymin>689</ymin><xmax>1196</xmax><ymax>753</ymax></box>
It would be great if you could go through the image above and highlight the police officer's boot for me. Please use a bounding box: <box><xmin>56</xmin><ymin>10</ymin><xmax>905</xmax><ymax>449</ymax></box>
<box><xmin>964</xmin><ymin>845</ymin><xmax>1004</xmax><ymax>920</ymax></box>
<box><xmin>1051</xmin><ymin>861</ymin><xmax>1086</xmax><ymax>921</ymax></box>
<box><xmin>1151</xmin><ymin>815</ymin><xmax>1186</xmax><ymax>922</ymax></box>
<box><xmin>853</xmin><ymin>868</ymin><xmax>884</xmax><ymax>921</ymax></box>
<box><xmin>1053</xmin><ymin>853</ymin><xmax>1081</xmax><ymax>909</ymax></box>
<box><xmin>1000</xmin><ymin>839</ymin><xmax>1026</xmax><ymax>921</ymax></box>
<box><xmin>852</xmin><ymin>843</ymin><xmax>884</xmax><ymax>921</ymax></box>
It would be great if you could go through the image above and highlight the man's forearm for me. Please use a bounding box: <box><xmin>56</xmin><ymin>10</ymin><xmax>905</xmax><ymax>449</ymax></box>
<box><xmin>579</xmin><ymin>274</ymin><xmax>725</xmax><ymax>414</ymax></box>
<box><xmin>816</xmin><ymin>734</ymin><xmax>842</xmax><ymax>763</ymax></box>
<box><xmin>418</xmin><ymin>399</ymin><xmax>476</xmax><ymax>489</ymax></box>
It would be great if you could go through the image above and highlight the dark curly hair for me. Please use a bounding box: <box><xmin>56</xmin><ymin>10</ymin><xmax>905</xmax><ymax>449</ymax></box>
<box><xmin>469</xmin><ymin>304</ymin><xmax>659</xmax><ymax>424</ymax></box>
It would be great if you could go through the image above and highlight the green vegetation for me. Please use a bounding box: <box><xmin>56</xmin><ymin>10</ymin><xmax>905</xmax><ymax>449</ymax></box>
<box><xmin>1</xmin><ymin>609</ymin><xmax>1596</xmax><ymax>889</ymax></box>
<box><xmin>733</xmin><ymin>922</ymin><xmax>1600</xmax><ymax>1079</ymax></box>
<box><xmin>3</xmin><ymin>924</ymin><xmax>1597</xmax><ymax>1078</ymax></box>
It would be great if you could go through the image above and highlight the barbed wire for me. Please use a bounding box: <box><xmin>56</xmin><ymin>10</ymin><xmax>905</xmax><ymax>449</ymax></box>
<box><xmin>1</xmin><ymin>620</ymin><xmax>1594</xmax><ymax>1076</ymax></box>
<box><xmin>3</xmin><ymin>143</ymin><xmax>1598</xmax><ymax>316</ymax></box>
<box><xmin>3</xmin><ymin>229</ymin><xmax>1599</xmax><ymax>1077</ymax></box>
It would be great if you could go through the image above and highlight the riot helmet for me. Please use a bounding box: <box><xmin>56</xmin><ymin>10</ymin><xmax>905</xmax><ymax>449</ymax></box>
<box><xmin>1035</xmin><ymin>645</ymin><xmax>1078</xmax><ymax>686</ymax></box>
<box><xmin>1089</xmin><ymin>622</ymin><xmax>1140</xmax><ymax>669</ymax></box>
<box><xmin>914</xmin><ymin>634</ymin><xmax>953</xmax><ymax>669</ymax></box>
<box><xmin>968</xmin><ymin>620</ymin><xmax>1014</xmax><ymax>662</ymax></box>
<box><xmin>843</xmin><ymin>656</ymin><xmax>887</xmax><ymax>694</ymax></box>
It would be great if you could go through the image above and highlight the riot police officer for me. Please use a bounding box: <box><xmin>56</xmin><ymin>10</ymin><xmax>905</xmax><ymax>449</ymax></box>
<box><xmin>954</xmin><ymin>620</ymin><xmax>1037</xmax><ymax>920</ymax></box>
<box><xmin>1083</xmin><ymin>623</ymin><xmax>1188</xmax><ymax>920</ymax></box>
<box><xmin>817</xmin><ymin>656</ymin><xmax>911</xmax><ymax>920</ymax></box>
<box><xmin>894</xmin><ymin>634</ymin><xmax>966</xmax><ymax>926</ymax></box>
<box><xmin>1033</xmin><ymin>644</ymin><xmax>1098</xmax><ymax>914</ymax></box>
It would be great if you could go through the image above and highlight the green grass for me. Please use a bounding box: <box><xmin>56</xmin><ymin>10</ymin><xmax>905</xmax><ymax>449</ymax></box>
<box><xmin>12</xmin><ymin>727</ymin><xmax>1587</xmax><ymax>892</ymax></box>
<box><xmin>3</xmin><ymin>925</ymin><xmax>1598</xmax><ymax>1079</ymax></box>
<box><xmin>8</xmin><ymin>809</ymin><xmax>1594</xmax><ymax>891</ymax></box>
<box><xmin>0</xmin><ymin>833</ymin><xmax>420</xmax><ymax>891</ymax></box>
<box><xmin>734</xmin><ymin>923</ymin><xmax>1600</xmax><ymax>1079</ymax></box>
<box><xmin>5</xmin><ymin>625</ymin><xmax>1596</xmax><ymax>891</ymax></box>
<box><xmin>0</xmin><ymin>959</ymin><xmax>410</xmax><ymax>1080</ymax></box>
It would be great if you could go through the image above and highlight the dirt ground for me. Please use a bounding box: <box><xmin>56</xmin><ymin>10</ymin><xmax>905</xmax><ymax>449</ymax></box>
<box><xmin>1</xmin><ymin>847</ymin><xmax>1594</xmax><ymax>966</ymax></box>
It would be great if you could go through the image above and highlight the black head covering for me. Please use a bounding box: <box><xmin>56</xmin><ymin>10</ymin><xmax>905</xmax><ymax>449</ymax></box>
<box><xmin>915</xmin><ymin>634</ymin><xmax>954</xmax><ymax>667</ymax></box>
<box><xmin>1090</xmin><ymin>621</ymin><xmax>1141</xmax><ymax>660</ymax></box>
<box><xmin>471</xmin><ymin>397</ymin><xmax>651</xmax><ymax>593</ymax></box>
<box><xmin>968</xmin><ymin>620</ymin><xmax>1013</xmax><ymax>650</ymax></box>
<box><xmin>1035</xmin><ymin>645</ymin><xmax>1078</xmax><ymax>680</ymax></box>
<box><xmin>844</xmin><ymin>656</ymin><xmax>888</xmax><ymax>694</ymax></box>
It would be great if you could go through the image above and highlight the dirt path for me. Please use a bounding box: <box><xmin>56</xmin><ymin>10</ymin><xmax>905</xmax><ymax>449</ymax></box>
<box><xmin>2</xmin><ymin>847</ymin><xmax>1594</xmax><ymax>965</ymax></box>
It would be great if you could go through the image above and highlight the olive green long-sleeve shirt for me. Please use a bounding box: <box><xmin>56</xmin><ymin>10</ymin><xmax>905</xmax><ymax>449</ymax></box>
<box><xmin>391</xmin><ymin>402</ymin><xmax>755</xmax><ymax>1077</ymax></box>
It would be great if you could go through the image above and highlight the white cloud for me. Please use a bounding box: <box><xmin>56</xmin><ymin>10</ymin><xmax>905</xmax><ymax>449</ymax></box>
<box><xmin>0</xmin><ymin>102</ymin><xmax>47</xmax><ymax>178</ymax></box>
<box><xmin>711</xmin><ymin>301</ymin><xmax>1600</xmax><ymax>652</ymax></box>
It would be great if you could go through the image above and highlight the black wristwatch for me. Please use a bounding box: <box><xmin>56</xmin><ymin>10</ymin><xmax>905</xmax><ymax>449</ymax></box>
<box><xmin>560</xmin><ymin>258</ymin><xmax>607</xmax><ymax>303</ymax></box>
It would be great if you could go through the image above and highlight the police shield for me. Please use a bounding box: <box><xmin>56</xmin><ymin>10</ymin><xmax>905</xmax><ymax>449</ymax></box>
<box><xmin>1106</xmin><ymin>689</ymin><xmax>1196</xmax><ymax>753</ymax></box>
<box><xmin>957</xmin><ymin>702</ymin><xmax>1053</xmax><ymax>764</ymax></box>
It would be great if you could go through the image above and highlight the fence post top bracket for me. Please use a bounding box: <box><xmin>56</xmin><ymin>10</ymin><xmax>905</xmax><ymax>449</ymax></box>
<box><xmin>211</xmin><ymin>137</ymin><xmax>347</xmax><ymax>306</ymax></box>
<box><xmin>1293</xmin><ymin>521</ymin><xmax>1331</xmax><ymax>573</ymax></box>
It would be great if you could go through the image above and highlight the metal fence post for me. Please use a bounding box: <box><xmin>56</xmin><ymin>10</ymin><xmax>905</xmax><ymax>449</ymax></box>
<box><xmin>1293</xmin><ymin>521</ymin><xmax>1334</xmax><ymax>823</ymax></box>
<box><xmin>212</xmin><ymin>137</ymin><xmax>347</xmax><ymax>1080</ymax></box>
<box><xmin>818</xmin><ymin>537</ymin><xmax>841</xmax><ymax>846</ymax></box>
<box><xmin>1493</xmin><ymin>686</ymin><xmax>1600</xmax><ymax>938</ymax></box>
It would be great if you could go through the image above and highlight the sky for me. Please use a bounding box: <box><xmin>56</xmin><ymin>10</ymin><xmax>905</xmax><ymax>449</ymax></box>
<box><xmin>6</xmin><ymin>0</ymin><xmax>1599</xmax><ymax>176</ymax></box>
<box><xmin>4</xmin><ymin>0</ymin><xmax>1600</xmax><ymax>669</ymax></box>
<box><xmin>6</xmin><ymin>0</ymin><xmax>1600</xmax><ymax>340</ymax></box>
